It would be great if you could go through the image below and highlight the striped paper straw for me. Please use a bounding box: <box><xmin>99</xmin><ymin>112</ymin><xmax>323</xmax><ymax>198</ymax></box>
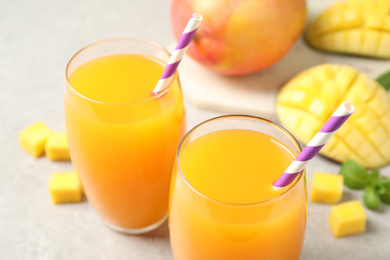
<box><xmin>152</xmin><ymin>13</ymin><xmax>203</xmax><ymax>95</ymax></box>
<box><xmin>273</xmin><ymin>102</ymin><xmax>355</xmax><ymax>188</ymax></box>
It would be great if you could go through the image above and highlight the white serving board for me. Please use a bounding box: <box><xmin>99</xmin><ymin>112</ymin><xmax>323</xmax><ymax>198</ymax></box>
<box><xmin>175</xmin><ymin>0</ymin><xmax>390</xmax><ymax>121</ymax></box>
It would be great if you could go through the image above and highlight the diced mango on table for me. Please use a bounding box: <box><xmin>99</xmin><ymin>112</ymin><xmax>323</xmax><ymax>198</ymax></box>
<box><xmin>75</xmin><ymin>171</ymin><xmax>84</xmax><ymax>193</ymax></box>
<box><xmin>48</xmin><ymin>172</ymin><xmax>83</xmax><ymax>204</ymax></box>
<box><xmin>277</xmin><ymin>64</ymin><xmax>390</xmax><ymax>168</ymax></box>
<box><xmin>305</xmin><ymin>0</ymin><xmax>390</xmax><ymax>58</ymax></box>
<box><xmin>19</xmin><ymin>121</ymin><xmax>52</xmax><ymax>157</ymax></box>
<box><xmin>310</xmin><ymin>172</ymin><xmax>344</xmax><ymax>204</ymax></box>
<box><xmin>329</xmin><ymin>200</ymin><xmax>366</xmax><ymax>238</ymax></box>
<box><xmin>45</xmin><ymin>132</ymin><xmax>71</xmax><ymax>161</ymax></box>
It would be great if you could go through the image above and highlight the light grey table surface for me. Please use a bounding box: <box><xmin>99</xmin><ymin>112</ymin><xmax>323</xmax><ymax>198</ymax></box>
<box><xmin>1</xmin><ymin>0</ymin><xmax>389</xmax><ymax>259</ymax></box>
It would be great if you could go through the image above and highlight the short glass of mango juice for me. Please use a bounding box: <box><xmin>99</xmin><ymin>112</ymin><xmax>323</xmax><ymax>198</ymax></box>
<box><xmin>65</xmin><ymin>38</ymin><xmax>186</xmax><ymax>234</ymax></box>
<box><xmin>169</xmin><ymin>115</ymin><xmax>307</xmax><ymax>260</ymax></box>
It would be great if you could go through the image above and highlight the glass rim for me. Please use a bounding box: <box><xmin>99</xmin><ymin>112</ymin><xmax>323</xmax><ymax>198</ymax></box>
<box><xmin>65</xmin><ymin>37</ymin><xmax>177</xmax><ymax>106</ymax></box>
<box><xmin>176</xmin><ymin>114</ymin><xmax>304</xmax><ymax>207</ymax></box>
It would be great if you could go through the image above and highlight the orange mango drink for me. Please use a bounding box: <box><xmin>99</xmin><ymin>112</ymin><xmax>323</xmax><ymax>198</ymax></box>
<box><xmin>169</xmin><ymin>116</ymin><xmax>307</xmax><ymax>259</ymax></box>
<box><xmin>65</xmin><ymin>38</ymin><xmax>185</xmax><ymax>234</ymax></box>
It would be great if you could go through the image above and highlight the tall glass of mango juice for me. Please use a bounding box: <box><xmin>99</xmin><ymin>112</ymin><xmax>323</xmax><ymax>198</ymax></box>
<box><xmin>169</xmin><ymin>115</ymin><xmax>307</xmax><ymax>259</ymax></box>
<box><xmin>65</xmin><ymin>38</ymin><xmax>186</xmax><ymax>234</ymax></box>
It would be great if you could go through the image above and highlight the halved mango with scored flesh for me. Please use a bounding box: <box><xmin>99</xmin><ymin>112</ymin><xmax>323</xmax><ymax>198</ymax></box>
<box><xmin>277</xmin><ymin>64</ymin><xmax>390</xmax><ymax>168</ymax></box>
<box><xmin>306</xmin><ymin>0</ymin><xmax>390</xmax><ymax>58</ymax></box>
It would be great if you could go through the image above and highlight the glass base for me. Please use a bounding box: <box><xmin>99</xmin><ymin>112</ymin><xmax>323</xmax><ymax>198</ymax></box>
<box><xmin>104</xmin><ymin>214</ymin><xmax>168</xmax><ymax>235</ymax></box>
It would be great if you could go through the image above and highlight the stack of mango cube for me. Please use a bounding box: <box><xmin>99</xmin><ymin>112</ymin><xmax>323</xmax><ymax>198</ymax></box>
<box><xmin>19</xmin><ymin>121</ymin><xmax>83</xmax><ymax>204</ymax></box>
<box><xmin>310</xmin><ymin>172</ymin><xmax>366</xmax><ymax>238</ymax></box>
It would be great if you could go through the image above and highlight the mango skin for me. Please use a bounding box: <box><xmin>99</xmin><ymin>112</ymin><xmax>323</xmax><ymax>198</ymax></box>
<box><xmin>305</xmin><ymin>0</ymin><xmax>390</xmax><ymax>59</ymax></box>
<box><xmin>277</xmin><ymin>63</ymin><xmax>390</xmax><ymax>169</ymax></box>
<box><xmin>170</xmin><ymin>0</ymin><xmax>307</xmax><ymax>75</ymax></box>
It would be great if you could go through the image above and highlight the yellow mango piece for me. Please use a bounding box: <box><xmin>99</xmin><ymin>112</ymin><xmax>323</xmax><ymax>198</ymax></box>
<box><xmin>334</xmin><ymin>65</ymin><xmax>358</xmax><ymax>94</ymax></box>
<box><xmin>330</xmin><ymin>139</ymin><xmax>352</xmax><ymax>164</ymax></box>
<box><xmin>48</xmin><ymin>172</ymin><xmax>83</xmax><ymax>204</ymax></box>
<box><xmin>349</xmin><ymin>0</ymin><xmax>390</xmax><ymax>17</ymax></box>
<box><xmin>384</xmin><ymin>16</ymin><xmax>390</xmax><ymax>31</ymax></box>
<box><xmin>365</xmin><ymin>16</ymin><xmax>383</xmax><ymax>29</ymax></box>
<box><xmin>329</xmin><ymin>200</ymin><xmax>366</xmax><ymax>238</ymax></box>
<box><xmin>343</xmin><ymin>127</ymin><xmax>365</xmax><ymax>148</ymax></box>
<box><xmin>309</xmin><ymin>98</ymin><xmax>329</xmax><ymax>118</ymax></box>
<box><xmin>286</xmin><ymin>89</ymin><xmax>314</xmax><ymax>108</ymax></box>
<box><xmin>45</xmin><ymin>132</ymin><xmax>71</xmax><ymax>161</ymax></box>
<box><xmin>378</xmin><ymin>34</ymin><xmax>390</xmax><ymax>57</ymax></box>
<box><xmin>309</xmin><ymin>64</ymin><xmax>335</xmax><ymax>82</ymax></box>
<box><xmin>380</xmin><ymin>139</ymin><xmax>390</xmax><ymax>162</ymax></box>
<box><xmin>356</xmin><ymin>141</ymin><xmax>377</xmax><ymax>160</ymax></box>
<box><xmin>354</xmin><ymin>110</ymin><xmax>379</xmax><ymax>133</ymax></box>
<box><xmin>310</xmin><ymin>172</ymin><xmax>344</xmax><ymax>204</ymax></box>
<box><xmin>305</xmin><ymin>0</ymin><xmax>390</xmax><ymax>58</ymax></box>
<box><xmin>362</xmin><ymin>30</ymin><xmax>380</xmax><ymax>55</ymax></box>
<box><xmin>19</xmin><ymin>122</ymin><xmax>52</xmax><ymax>157</ymax></box>
<box><xmin>277</xmin><ymin>64</ymin><xmax>390</xmax><ymax>168</ymax></box>
<box><xmin>75</xmin><ymin>170</ymin><xmax>84</xmax><ymax>193</ymax></box>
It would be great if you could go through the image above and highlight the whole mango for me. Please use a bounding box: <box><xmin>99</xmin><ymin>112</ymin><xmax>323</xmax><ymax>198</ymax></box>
<box><xmin>277</xmin><ymin>64</ymin><xmax>390</xmax><ymax>168</ymax></box>
<box><xmin>305</xmin><ymin>0</ymin><xmax>390</xmax><ymax>59</ymax></box>
<box><xmin>170</xmin><ymin>0</ymin><xmax>307</xmax><ymax>75</ymax></box>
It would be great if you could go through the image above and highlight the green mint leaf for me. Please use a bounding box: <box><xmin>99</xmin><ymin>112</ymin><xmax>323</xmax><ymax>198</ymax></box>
<box><xmin>379</xmin><ymin>177</ymin><xmax>390</xmax><ymax>205</ymax></box>
<box><xmin>339</xmin><ymin>160</ymin><xmax>369</xmax><ymax>189</ymax></box>
<box><xmin>368</xmin><ymin>169</ymin><xmax>380</xmax><ymax>185</ymax></box>
<box><xmin>376</xmin><ymin>71</ymin><xmax>390</xmax><ymax>91</ymax></box>
<box><xmin>378</xmin><ymin>176</ymin><xmax>390</xmax><ymax>186</ymax></box>
<box><xmin>363</xmin><ymin>185</ymin><xmax>380</xmax><ymax>210</ymax></box>
<box><xmin>373</xmin><ymin>173</ymin><xmax>387</xmax><ymax>195</ymax></box>
<box><xmin>375</xmin><ymin>183</ymin><xmax>386</xmax><ymax>195</ymax></box>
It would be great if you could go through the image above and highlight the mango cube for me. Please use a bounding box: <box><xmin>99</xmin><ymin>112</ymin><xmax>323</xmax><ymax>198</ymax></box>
<box><xmin>75</xmin><ymin>171</ymin><xmax>84</xmax><ymax>193</ymax></box>
<box><xmin>329</xmin><ymin>200</ymin><xmax>366</xmax><ymax>238</ymax></box>
<box><xmin>48</xmin><ymin>172</ymin><xmax>83</xmax><ymax>204</ymax></box>
<box><xmin>310</xmin><ymin>172</ymin><xmax>344</xmax><ymax>204</ymax></box>
<box><xmin>19</xmin><ymin>122</ymin><xmax>52</xmax><ymax>157</ymax></box>
<box><xmin>45</xmin><ymin>132</ymin><xmax>71</xmax><ymax>161</ymax></box>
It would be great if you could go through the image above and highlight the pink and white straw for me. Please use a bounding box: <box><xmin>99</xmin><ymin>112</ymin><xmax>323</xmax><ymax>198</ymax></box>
<box><xmin>152</xmin><ymin>13</ymin><xmax>203</xmax><ymax>94</ymax></box>
<box><xmin>273</xmin><ymin>102</ymin><xmax>355</xmax><ymax>188</ymax></box>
